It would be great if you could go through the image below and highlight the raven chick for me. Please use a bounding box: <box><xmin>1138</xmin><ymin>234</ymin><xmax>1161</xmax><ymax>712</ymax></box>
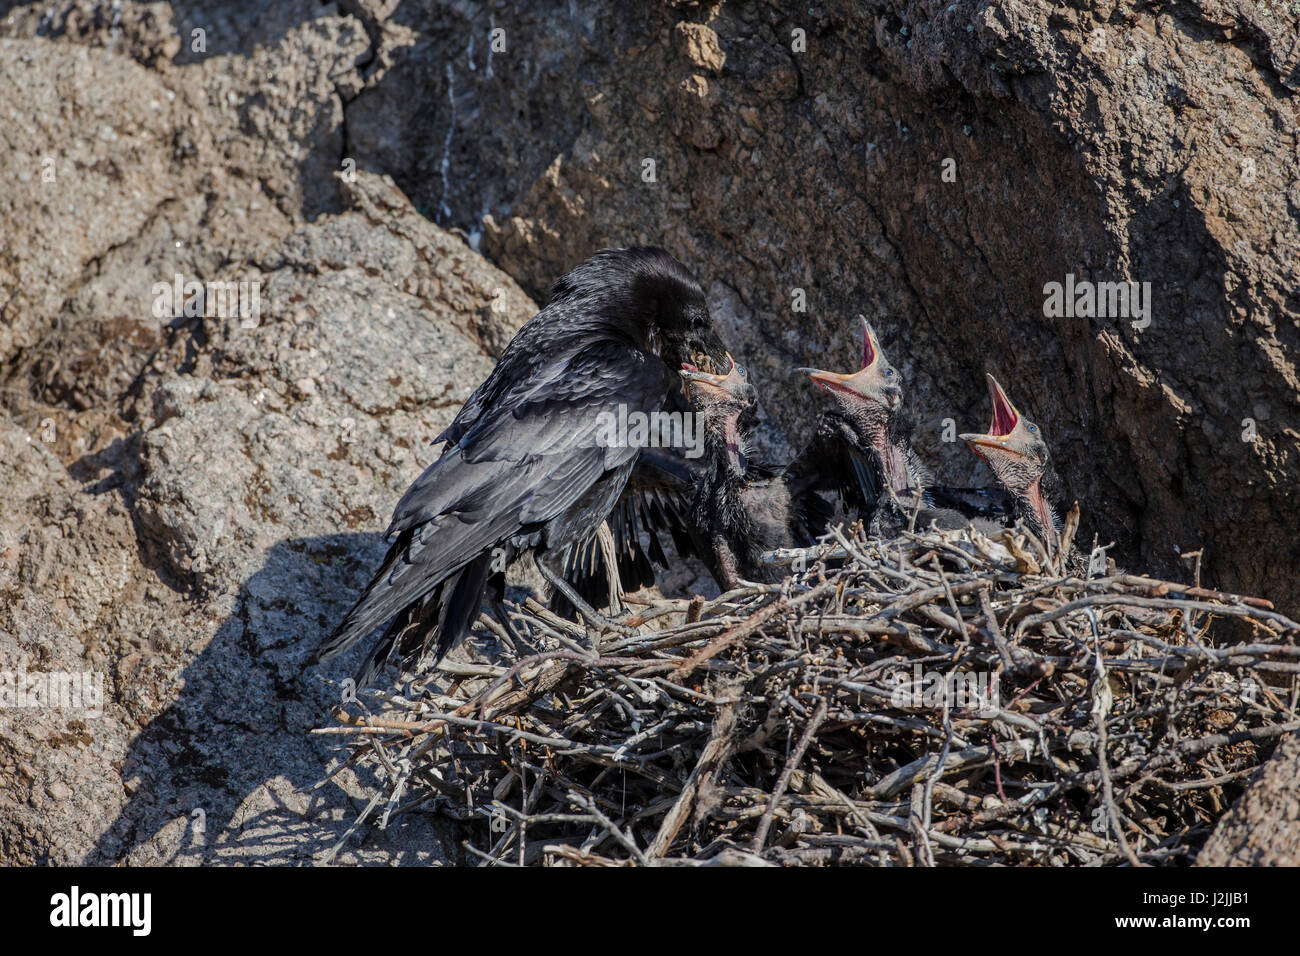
<box><xmin>680</xmin><ymin>355</ymin><xmax>794</xmax><ymax>589</ymax></box>
<box><xmin>960</xmin><ymin>373</ymin><xmax>1080</xmax><ymax>570</ymax></box>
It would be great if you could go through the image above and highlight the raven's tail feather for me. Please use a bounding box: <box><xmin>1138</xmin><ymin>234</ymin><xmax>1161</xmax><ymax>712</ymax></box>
<box><xmin>344</xmin><ymin>553</ymin><xmax>491</xmax><ymax>687</ymax></box>
<box><xmin>432</xmin><ymin>552</ymin><xmax>492</xmax><ymax>665</ymax></box>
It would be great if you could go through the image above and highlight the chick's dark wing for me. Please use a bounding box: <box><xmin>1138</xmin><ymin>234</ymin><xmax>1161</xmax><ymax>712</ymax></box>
<box><xmin>555</xmin><ymin>447</ymin><xmax>712</xmax><ymax>611</ymax></box>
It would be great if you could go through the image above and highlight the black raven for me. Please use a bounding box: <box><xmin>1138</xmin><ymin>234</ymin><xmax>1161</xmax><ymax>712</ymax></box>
<box><xmin>318</xmin><ymin>247</ymin><xmax>726</xmax><ymax>683</ymax></box>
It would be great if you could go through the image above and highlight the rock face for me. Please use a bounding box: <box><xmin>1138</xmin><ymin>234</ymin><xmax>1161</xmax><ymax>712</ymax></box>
<box><xmin>0</xmin><ymin>0</ymin><xmax>533</xmax><ymax>863</ymax></box>
<box><xmin>1197</xmin><ymin>730</ymin><xmax>1300</xmax><ymax>866</ymax></box>
<box><xmin>0</xmin><ymin>161</ymin><xmax>532</xmax><ymax>862</ymax></box>
<box><xmin>0</xmin><ymin>0</ymin><xmax>1297</xmax><ymax>864</ymax></box>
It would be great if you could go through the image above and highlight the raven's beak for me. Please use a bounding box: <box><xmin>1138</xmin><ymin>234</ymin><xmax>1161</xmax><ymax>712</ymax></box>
<box><xmin>959</xmin><ymin>373</ymin><xmax>1034</xmax><ymax>461</ymax></box>
<box><xmin>680</xmin><ymin>352</ymin><xmax>745</xmax><ymax>399</ymax></box>
<box><xmin>686</xmin><ymin>326</ymin><xmax>728</xmax><ymax>376</ymax></box>
<box><xmin>798</xmin><ymin>315</ymin><xmax>901</xmax><ymax>410</ymax></box>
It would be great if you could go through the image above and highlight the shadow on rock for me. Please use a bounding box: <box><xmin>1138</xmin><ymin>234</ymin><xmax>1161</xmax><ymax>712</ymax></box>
<box><xmin>86</xmin><ymin>533</ymin><xmax>460</xmax><ymax>865</ymax></box>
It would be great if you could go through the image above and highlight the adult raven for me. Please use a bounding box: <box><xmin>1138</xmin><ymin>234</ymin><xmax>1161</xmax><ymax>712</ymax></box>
<box><xmin>318</xmin><ymin>247</ymin><xmax>726</xmax><ymax>683</ymax></box>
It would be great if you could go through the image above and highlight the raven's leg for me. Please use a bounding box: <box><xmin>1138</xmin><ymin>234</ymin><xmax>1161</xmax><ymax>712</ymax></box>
<box><xmin>712</xmin><ymin>535</ymin><xmax>744</xmax><ymax>592</ymax></box>
<box><xmin>490</xmin><ymin>596</ymin><xmax>538</xmax><ymax>658</ymax></box>
<box><xmin>710</xmin><ymin>536</ymin><xmax>764</xmax><ymax>591</ymax></box>
<box><xmin>486</xmin><ymin>572</ymin><xmax>538</xmax><ymax>658</ymax></box>
<box><xmin>535</xmin><ymin>552</ymin><xmax>639</xmax><ymax>639</ymax></box>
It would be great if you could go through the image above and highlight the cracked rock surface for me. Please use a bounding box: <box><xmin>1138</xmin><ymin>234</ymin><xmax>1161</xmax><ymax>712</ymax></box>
<box><xmin>0</xmin><ymin>0</ymin><xmax>1297</xmax><ymax>864</ymax></box>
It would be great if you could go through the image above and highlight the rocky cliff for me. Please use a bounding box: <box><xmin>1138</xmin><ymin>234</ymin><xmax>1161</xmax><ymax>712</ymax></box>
<box><xmin>0</xmin><ymin>0</ymin><xmax>1296</xmax><ymax>864</ymax></box>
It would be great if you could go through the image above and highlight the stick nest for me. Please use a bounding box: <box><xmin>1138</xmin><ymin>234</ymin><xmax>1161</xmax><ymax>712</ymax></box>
<box><xmin>317</xmin><ymin>521</ymin><xmax>1300</xmax><ymax>866</ymax></box>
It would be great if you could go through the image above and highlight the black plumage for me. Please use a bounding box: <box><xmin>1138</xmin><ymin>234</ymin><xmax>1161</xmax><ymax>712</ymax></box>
<box><xmin>679</xmin><ymin>356</ymin><xmax>794</xmax><ymax>589</ymax></box>
<box><xmin>782</xmin><ymin>410</ymin><xmax>881</xmax><ymax>541</ymax></box>
<box><xmin>557</xmin><ymin>355</ymin><xmax>797</xmax><ymax>603</ymax></box>
<box><xmin>786</xmin><ymin>317</ymin><xmax>953</xmax><ymax>539</ymax></box>
<box><xmin>551</xmin><ymin>446</ymin><xmax>707</xmax><ymax>615</ymax></box>
<box><xmin>318</xmin><ymin>247</ymin><xmax>725</xmax><ymax>683</ymax></box>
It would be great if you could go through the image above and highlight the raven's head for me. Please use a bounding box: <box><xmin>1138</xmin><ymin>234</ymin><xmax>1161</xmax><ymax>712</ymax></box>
<box><xmin>551</xmin><ymin>247</ymin><xmax>726</xmax><ymax>374</ymax></box>
<box><xmin>799</xmin><ymin>316</ymin><xmax>902</xmax><ymax>411</ymax></box>
<box><xmin>798</xmin><ymin>316</ymin><xmax>902</xmax><ymax>451</ymax></box>
<box><xmin>679</xmin><ymin>353</ymin><xmax>757</xmax><ymax>413</ymax></box>
<box><xmin>680</xmin><ymin>354</ymin><xmax>756</xmax><ymax>468</ymax></box>
<box><xmin>657</xmin><ymin>294</ymin><xmax>727</xmax><ymax>376</ymax></box>
<box><xmin>960</xmin><ymin>373</ymin><xmax>1060</xmax><ymax>552</ymax></box>
<box><xmin>631</xmin><ymin>248</ymin><xmax>726</xmax><ymax>374</ymax></box>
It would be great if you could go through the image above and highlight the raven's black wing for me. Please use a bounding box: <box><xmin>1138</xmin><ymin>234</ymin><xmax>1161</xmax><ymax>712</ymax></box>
<box><xmin>926</xmin><ymin>486</ymin><xmax>1012</xmax><ymax>521</ymax></box>
<box><xmin>783</xmin><ymin>417</ymin><xmax>878</xmax><ymax>543</ymax></box>
<box><xmin>320</xmin><ymin>341</ymin><xmax>671</xmax><ymax>662</ymax></box>
<box><xmin>554</xmin><ymin>448</ymin><xmax>711</xmax><ymax>611</ymax></box>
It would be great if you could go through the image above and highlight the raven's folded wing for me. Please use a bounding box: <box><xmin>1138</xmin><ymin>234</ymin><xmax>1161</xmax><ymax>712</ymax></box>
<box><xmin>926</xmin><ymin>485</ymin><xmax>1012</xmax><ymax>520</ymax></box>
<box><xmin>784</xmin><ymin>425</ymin><xmax>880</xmax><ymax>542</ymax></box>
<box><xmin>321</xmin><ymin>342</ymin><xmax>670</xmax><ymax>660</ymax></box>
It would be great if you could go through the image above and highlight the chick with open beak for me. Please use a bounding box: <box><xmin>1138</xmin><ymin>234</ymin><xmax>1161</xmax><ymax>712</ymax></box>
<box><xmin>790</xmin><ymin>316</ymin><xmax>924</xmax><ymax>527</ymax></box>
<box><xmin>678</xmin><ymin>353</ymin><xmax>792</xmax><ymax>589</ymax></box>
<box><xmin>679</xmin><ymin>352</ymin><xmax>755</xmax><ymax>408</ymax></box>
<box><xmin>681</xmin><ymin>351</ymin><xmax>754</xmax><ymax>442</ymax></box>
<box><xmin>960</xmin><ymin>373</ymin><xmax>1061</xmax><ymax>557</ymax></box>
<box><xmin>679</xmin><ymin>352</ymin><xmax>756</xmax><ymax>462</ymax></box>
<box><xmin>798</xmin><ymin>316</ymin><xmax>903</xmax><ymax>432</ymax></box>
